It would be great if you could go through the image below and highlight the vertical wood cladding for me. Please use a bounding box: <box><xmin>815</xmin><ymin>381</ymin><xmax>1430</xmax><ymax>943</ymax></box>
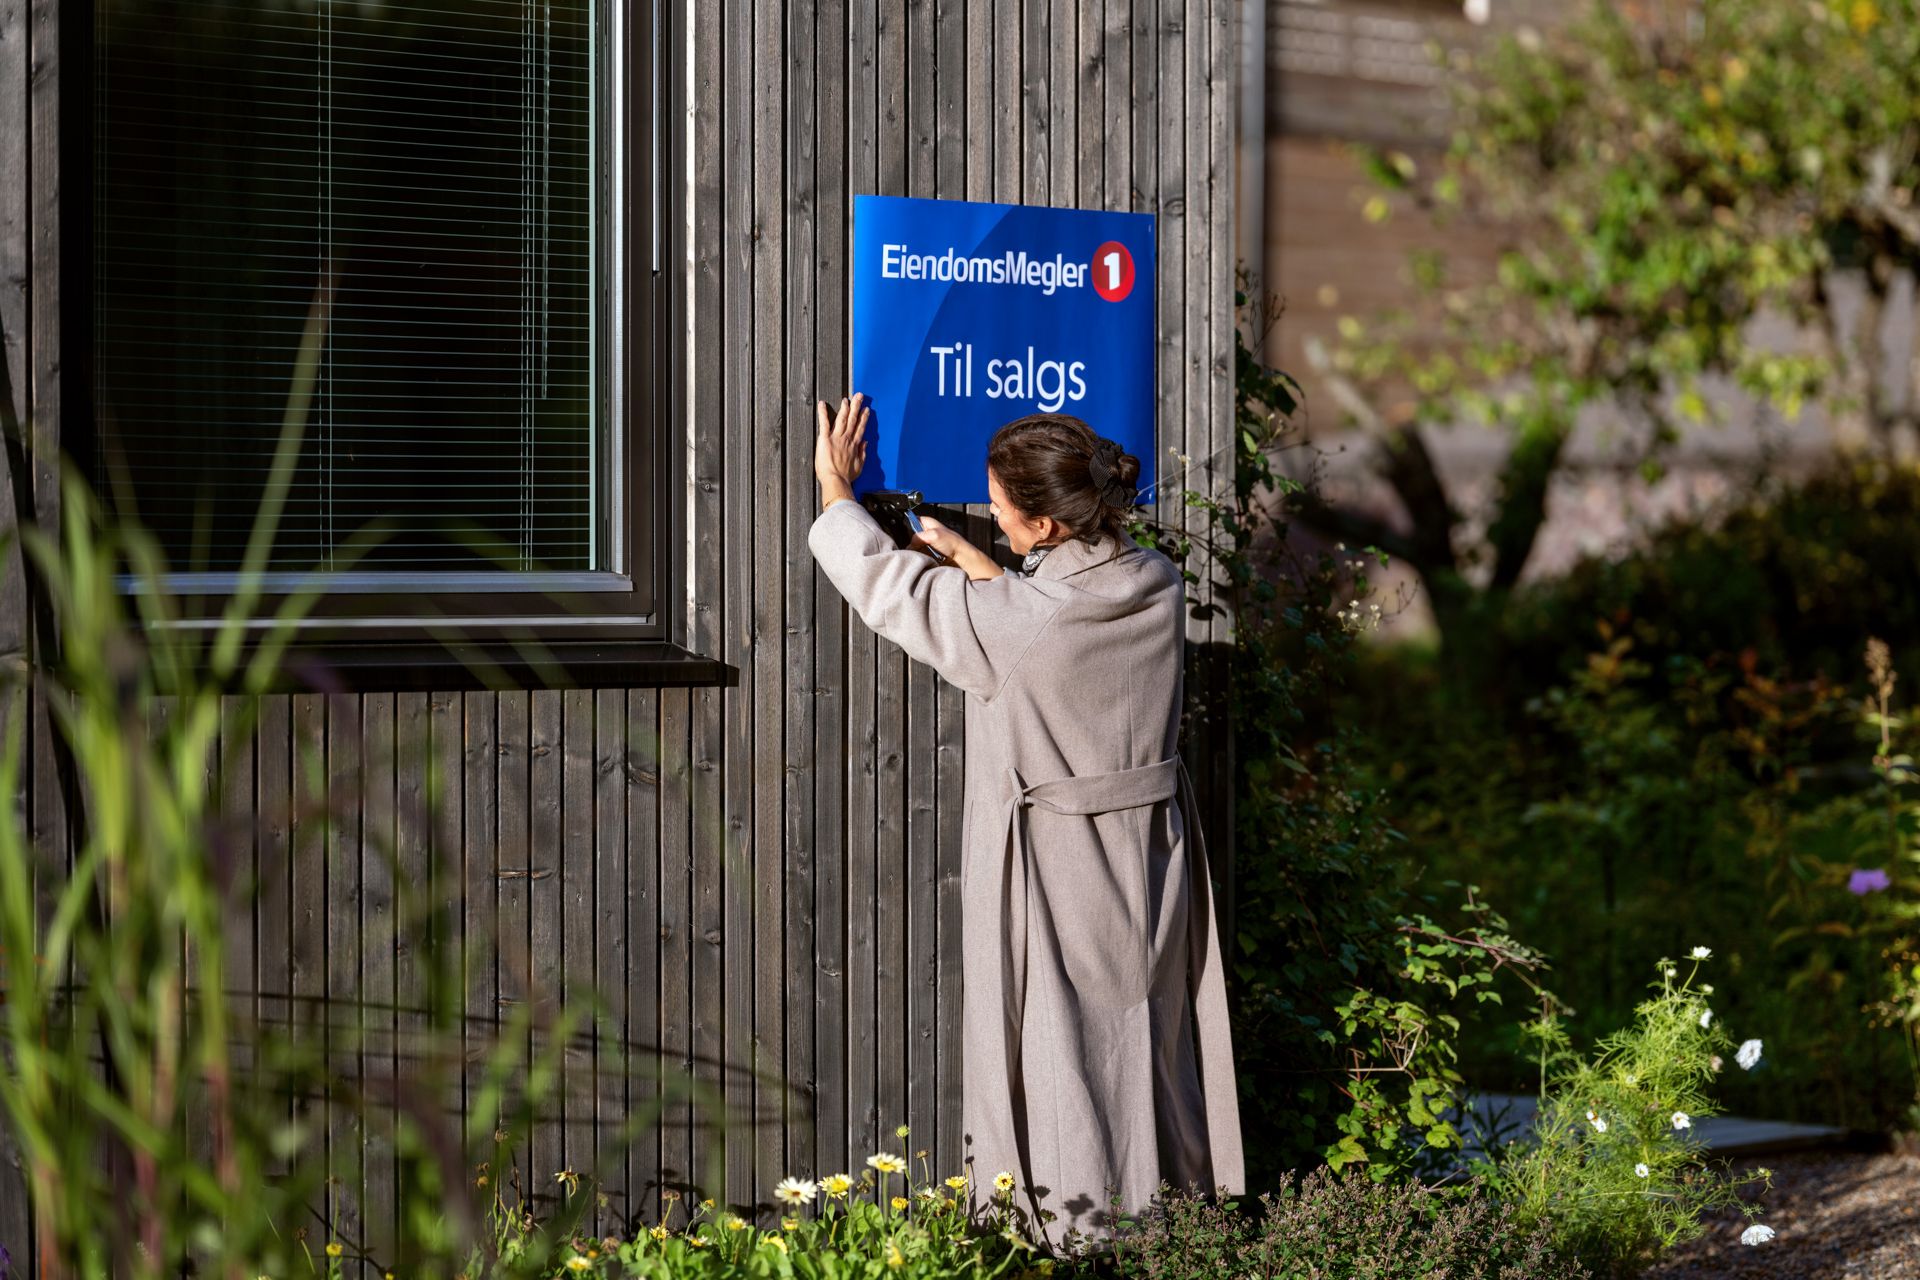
<box><xmin>0</xmin><ymin>0</ymin><xmax>1236</xmax><ymax>1255</ymax></box>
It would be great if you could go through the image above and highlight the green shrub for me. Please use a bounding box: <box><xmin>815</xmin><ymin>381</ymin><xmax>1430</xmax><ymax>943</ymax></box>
<box><xmin>1100</xmin><ymin>1172</ymin><xmax>1588</xmax><ymax>1280</ymax></box>
<box><xmin>1477</xmin><ymin>955</ymin><xmax>1771</xmax><ymax>1279</ymax></box>
<box><xmin>1175</xmin><ymin>297</ymin><xmax>1557</xmax><ymax>1184</ymax></box>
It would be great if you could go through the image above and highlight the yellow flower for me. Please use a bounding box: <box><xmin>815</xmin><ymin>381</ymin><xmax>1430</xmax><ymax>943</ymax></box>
<box><xmin>890</xmin><ymin>1196</ymin><xmax>910</xmax><ymax>1211</ymax></box>
<box><xmin>945</xmin><ymin>1175</ymin><xmax>967</xmax><ymax>1191</ymax></box>
<box><xmin>887</xmin><ymin>1240</ymin><xmax>905</xmax><ymax>1269</ymax></box>
<box><xmin>325</xmin><ymin>1244</ymin><xmax>344</xmax><ymax>1260</ymax></box>
<box><xmin>762</xmin><ymin>1236</ymin><xmax>789</xmax><ymax>1254</ymax></box>
<box><xmin>563</xmin><ymin>1257</ymin><xmax>592</xmax><ymax>1274</ymax></box>
<box><xmin>701</xmin><ymin>1198</ymin><xmax>715</xmax><ymax>1210</ymax></box>
<box><xmin>866</xmin><ymin>1153</ymin><xmax>907</xmax><ymax>1176</ymax></box>
<box><xmin>649</xmin><ymin>1226</ymin><xmax>669</xmax><ymax>1242</ymax></box>
<box><xmin>895</xmin><ymin>1124</ymin><xmax>911</xmax><ymax>1138</ymax></box>
<box><xmin>782</xmin><ymin>1217</ymin><xmax>799</xmax><ymax>1231</ymax></box>
<box><xmin>1850</xmin><ymin>0</ymin><xmax>1879</xmax><ymax>33</ymax></box>
<box><xmin>687</xmin><ymin>1236</ymin><xmax>710</xmax><ymax>1249</ymax></box>
<box><xmin>992</xmin><ymin>1171</ymin><xmax>1015</xmax><ymax>1194</ymax></box>
<box><xmin>822</xmin><ymin>1173</ymin><xmax>854</xmax><ymax>1198</ymax></box>
<box><xmin>725</xmin><ymin>1215</ymin><xmax>749</xmax><ymax>1232</ymax></box>
<box><xmin>1701</xmin><ymin>84</ymin><xmax>1723</xmax><ymax>108</ymax></box>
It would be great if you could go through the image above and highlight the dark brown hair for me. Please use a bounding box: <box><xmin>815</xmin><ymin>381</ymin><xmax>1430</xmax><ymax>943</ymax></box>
<box><xmin>986</xmin><ymin>413</ymin><xmax>1141</xmax><ymax>548</ymax></box>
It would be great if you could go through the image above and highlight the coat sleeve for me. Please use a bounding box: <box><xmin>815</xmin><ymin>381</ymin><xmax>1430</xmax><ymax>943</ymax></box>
<box><xmin>807</xmin><ymin>499</ymin><xmax>1062</xmax><ymax>700</ymax></box>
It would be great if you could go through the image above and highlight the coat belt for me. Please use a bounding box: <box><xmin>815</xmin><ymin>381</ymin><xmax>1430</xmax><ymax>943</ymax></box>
<box><xmin>1001</xmin><ymin>756</ymin><xmax>1247</xmax><ymax>1195</ymax></box>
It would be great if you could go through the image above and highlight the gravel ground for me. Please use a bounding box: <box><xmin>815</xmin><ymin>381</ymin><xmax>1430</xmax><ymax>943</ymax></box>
<box><xmin>1645</xmin><ymin>1148</ymin><xmax>1920</xmax><ymax>1280</ymax></box>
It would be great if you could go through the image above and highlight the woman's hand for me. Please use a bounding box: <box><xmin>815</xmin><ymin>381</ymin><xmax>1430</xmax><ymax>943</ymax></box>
<box><xmin>815</xmin><ymin>393</ymin><xmax>868</xmax><ymax>509</ymax></box>
<box><xmin>911</xmin><ymin>515</ymin><xmax>1003</xmax><ymax>581</ymax></box>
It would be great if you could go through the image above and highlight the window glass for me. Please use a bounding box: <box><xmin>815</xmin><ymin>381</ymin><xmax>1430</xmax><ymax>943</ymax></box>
<box><xmin>93</xmin><ymin>0</ymin><xmax>598</xmax><ymax>576</ymax></box>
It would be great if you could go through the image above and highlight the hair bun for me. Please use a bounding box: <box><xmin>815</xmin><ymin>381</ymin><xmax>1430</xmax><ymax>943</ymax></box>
<box><xmin>1088</xmin><ymin>438</ymin><xmax>1138</xmax><ymax>509</ymax></box>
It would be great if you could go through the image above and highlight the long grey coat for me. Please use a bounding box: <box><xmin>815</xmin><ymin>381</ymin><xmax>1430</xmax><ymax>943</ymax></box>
<box><xmin>807</xmin><ymin>499</ymin><xmax>1244</xmax><ymax>1242</ymax></box>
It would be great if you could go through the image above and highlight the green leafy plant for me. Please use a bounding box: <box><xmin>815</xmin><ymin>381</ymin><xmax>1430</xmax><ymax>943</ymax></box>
<box><xmin>1129</xmin><ymin>291</ymin><xmax>1558</xmax><ymax>1184</ymax></box>
<box><xmin>1101</xmin><ymin>1171</ymin><xmax>1588</xmax><ymax>1280</ymax></box>
<box><xmin>1478</xmin><ymin>954</ymin><xmax>1772</xmax><ymax>1278</ymax></box>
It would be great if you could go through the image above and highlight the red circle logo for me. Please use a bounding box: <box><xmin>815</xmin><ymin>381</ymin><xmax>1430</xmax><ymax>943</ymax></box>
<box><xmin>1091</xmin><ymin>241</ymin><xmax>1136</xmax><ymax>302</ymax></box>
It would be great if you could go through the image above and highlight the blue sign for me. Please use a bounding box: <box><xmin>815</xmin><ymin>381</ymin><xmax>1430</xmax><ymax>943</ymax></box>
<box><xmin>851</xmin><ymin>195</ymin><xmax>1156</xmax><ymax>504</ymax></box>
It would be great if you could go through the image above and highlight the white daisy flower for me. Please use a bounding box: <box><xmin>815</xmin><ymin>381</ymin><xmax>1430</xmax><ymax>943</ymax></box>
<box><xmin>1671</xmin><ymin>1111</ymin><xmax>1692</xmax><ymax>1130</ymax></box>
<box><xmin>1634</xmin><ymin>1163</ymin><xmax>1650</xmax><ymax>1178</ymax></box>
<box><xmin>773</xmin><ymin>1176</ymin><xmax>818</xmax><ymax>1206</ymax></box>
<box><xmin>1737</xmin><ymin>1039</ymin><xmax>1763</xmax><ymax>1071</ymax></box>
<box><xmin>866</xmin><ymin>1153</ymin><xmax>907</xmax><ymax>1175</ymax></box>
<box><xmin>1691</xmin><ymin>946</ymin><xmax>1712</xmax><ymax>960</ymax></box>
<box><xmin>1740</xmin><ymin>1224</ymin><xmax>1776</xmax><ymax>1245</ymax></box>
<box><xmin>1586</xmin><ymin>1110</ymin><xmax>1608</xmax><ymax>1133</ymax></box>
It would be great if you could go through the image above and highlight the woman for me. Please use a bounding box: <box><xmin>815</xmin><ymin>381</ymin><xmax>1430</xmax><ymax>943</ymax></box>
<box><xmin>807</xmin><ymin>393</ymin><xmax>1243</xmax><ymax>1243</ymax></box>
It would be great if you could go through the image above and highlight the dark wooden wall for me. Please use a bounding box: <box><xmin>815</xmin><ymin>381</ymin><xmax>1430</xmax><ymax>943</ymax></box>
<box><xmin>0</xmin><ymin>0</ymin><xmax>1236</xmax><ymax>1258</ymax></box>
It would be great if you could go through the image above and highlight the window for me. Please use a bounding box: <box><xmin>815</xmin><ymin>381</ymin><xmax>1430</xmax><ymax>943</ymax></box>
<box><xmin>86</xmin><ymin>0</ymin><xmax>670</xmax><ymax>641</ymax></box>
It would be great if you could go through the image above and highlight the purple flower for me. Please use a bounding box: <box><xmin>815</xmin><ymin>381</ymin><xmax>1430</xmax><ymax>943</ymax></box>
<box><xmin>1849</xmin><ymin>868</ymin><xmax>1892</xmax><ymax>895</ymax></box>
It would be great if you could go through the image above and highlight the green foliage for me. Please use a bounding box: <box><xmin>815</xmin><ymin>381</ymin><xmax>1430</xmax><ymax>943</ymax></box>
<box><xmin>1100</xmin><ymin>1172</ymin><xmax>1589</xmax><ymax>1280</ymax></box>
<box><xmin>1354</xmin><ymin>465</ymin><xmax>1920</xmax><ymax>1133</ymax></box>
<box><xmin>1138</xmin><ymin>294</ymin><xmax>1557</xmax><ymax>1185</ymax></box>
<box><xmin>1478</xmin><ymin>958</ymin><xmax>1771</xmax><ymax>1279</ymax></box>
<box><xmin>1356</xmin><ymin>0</ymin><xmax>1920</xmax><ymax>445</ymax></box>
<box><xmin>462</xmin><ymin>1158</ymin><xmax>1053</xmax><ymax>1280</ymax></box>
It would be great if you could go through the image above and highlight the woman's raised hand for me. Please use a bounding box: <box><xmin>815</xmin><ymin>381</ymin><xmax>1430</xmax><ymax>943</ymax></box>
<box><xmin>814</xmin><ymin>393</ymin><xmax>869</xmax><ymax>505</ymax></box>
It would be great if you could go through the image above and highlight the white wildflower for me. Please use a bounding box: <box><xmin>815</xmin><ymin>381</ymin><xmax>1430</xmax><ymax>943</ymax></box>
<box><xmin>1691</xmin><ymin>946</ymin><xmax>1712</xmax><ymax>960</ymax></box>
<box><xmin>1701</xmin><ymin>984</ymin><xmax>1714</xmax><ymax>995</ymax></box>
<box><xmin>1737</xmin><ymin>1039</ymin><xmax>1763</xmax><ymax>1071</ymax></box>
<box><xmin>1740</xmin><ymin>1224</ymin><xmax>1776</xmax><ymax>1245</ymax></box>
<box><xmin>1710</xmin><ymin>1054</ymin><xmax>1724</xmax><ymax>1072</ymax></box>
<box><xmin>1634</xmin><ymin>1163</ymin><xmax>1650</xmax><ymax>1178</ymax></box>
<box><xmin>1699</xmin><ymin>1007</ymin><xmax>1714</xmax><ymax>1029</ymax></box>
<box><xmin>1671</xmin><ymin>1111</ymin><xmax>1692</xmax><ymax>1130</ymax></box>
<box><xmin>773</xmin><ymin>1176</ymin><xmax>818</xmax><ymax>1207</ymax></box>
<box><xmin>1586</xmin><ymin>1109</ymin><xmax>1608</xmax><ymax>1133</ymax></box>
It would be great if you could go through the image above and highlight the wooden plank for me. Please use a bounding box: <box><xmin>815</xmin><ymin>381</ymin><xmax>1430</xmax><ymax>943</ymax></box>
<box><xmin>844</xmin><ymin>0</ymin><xmax>883</xmax><ymax>1175</ymax></box>
<box><xmin>1131</xmin><ymin>0</ymin><xmax>1156</xmax><ymax>218</ymax></box>
<box><xmin>360</xmin><ymin>693</ymin><xmax>398</xmax><ymax>1265</ymax></box>
<box><xmin>428</xmin><ymin>690</ymin><xmax>466</xmax><ymax>1200</ymax></box>
<box><xmin>494</xmin><ymin>690</ymin><xmax>532</xmax><ymax>1200</ymax></box>
<box><xmin>656</xmin><ymin>687</ymin><xmax>694</xmax><ymax>1199</ymax></box>
<box><xmin>684</xmin><ymin>0</ymin><xmax>725</xmax><ymax>1206</ymax></box>
<box><xmin>811</xmin><ymin>0</ymin><xmax>852</xmax><ymax>1186</ymax></box>
<box><xmin>782</xmin><ymin>0</ymin><xmax>822</xmax><ymax>1194</ymax></box>
<box><xmin>392</xmin><ymin>691</ymin><xmax>432</xmax><ymax>1232</ymax></box>
<box><xmin>527</xmin><ymin>690</ymin><xmax>565</xmax><ymax>1205</ymax></box>
<box><xmin>719</xmin><ymin>0</ymin><xmax>759</xmax><ymax>1208</ymax></box>
<box><xmin>901</xmin><ymin>0</ymin><xmax>940</xmax><ymax>1170</ymax></box>
<box><xmin>1104</xmin><ymin>0</ymin><xmax>1132</xmax><ymax>213</ymax></box>
<box><xmin>602</xmin><ymin>687</ymin><xmax>648</xmax><ymax>1220</ymax></box>
<box><xmin>0</xmin><ymin>0</ymin><xmax>26</xmax><ymax>1236</ymax></box>
<box><xmin>256</xmin><ymin>697</ymin><xmax>295</xmax><ymax>1175</ymax></box>
<box><xmin>1159</xmin><ymin>0</ymin><xmax>1187</xmax><ymax>570</ymax></box>
<box><xmin>590</xmin><ymin>688</ymin><xmax>629</xmax><ymax>1217</ymax></box>
<box><xmin>220</xmin><ymin>697</ymin><xmax>257</xmax><ymax>1083</ymax></box>
<box><xmin>560</xmin><ymin>690</ymin><xmax>596</xmax><ymax>1212</ymax></box>
<box><xmin>1081</xmin><ymin>0</ymin><xmax>1107</xmax><ymax>208</ymax></box>
<box><xmin>461</xmin><ymin>694</ymin><xmax>499</xmax><ymax>1172</ymax></box>
<box><xmin>748</xmin><ymin>0</ymin><xmax>790</xmax><ymax>1210</ymax></box>
<box><xmin>932</xmin><ymin>0</ymin><xmax>968</xmax><ymax>1186</ymax></box>
<box><xmin>1052</xmin><ymin>0</ymin><xmax>1077</xmax><ymax>202</ymax></box>
<box><xmin>1207</xmin><ymin>0</ymin><xmax>1237</xmax><ymax>929</ymax></box>
<box><xmin>290</xmin><ymin>695</ymin><xmax>329</xmax><ymax>1216</ymax></box>
<box><xmin>21</xmin><ymin>4</ymin><xmax>62</xmax><ymax>1271</ymax></box>
<box><xmin>1022</xmin><ymin>0</ymin><xmax>1050</xmax><ymax>204</ymax></box>
<box><xmin>325</xmin><ymin>694</ymin><xmax>364</xmax><ymax>1252</ymax></box>
<box><xmin>872</xmin><ymin>0</ymin><xmax>911</xmax><ymax>1165</ymax></box>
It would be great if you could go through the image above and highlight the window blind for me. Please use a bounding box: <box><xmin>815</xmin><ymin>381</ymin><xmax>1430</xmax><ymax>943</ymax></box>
<box><xmin>93</xmin><ymin>0</ymin><xmax>598</xmax><ymax>577</ymax></box>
